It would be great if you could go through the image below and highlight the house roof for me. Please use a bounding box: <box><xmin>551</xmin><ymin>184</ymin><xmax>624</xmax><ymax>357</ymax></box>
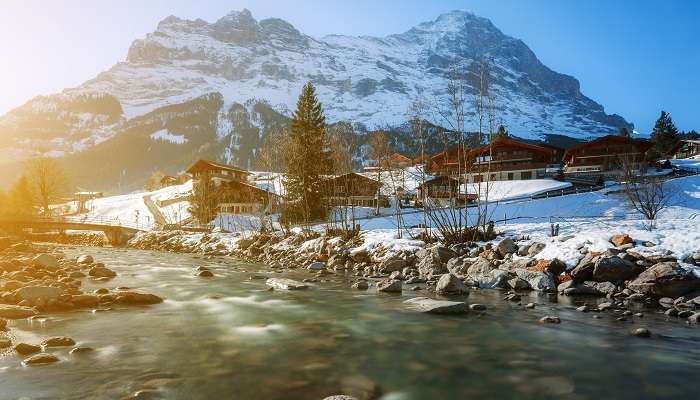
<box><xmin>185</xmin><ymin>159</ymin><xmax>249</xmax><ymax>175</ymax></box>
<box><xmin>562</xmin><ymin>135</ymin><xmax>652</xmax><ymax>160</ymax></box>
<box><xmin>431</xmin><ymin>136</ymin><xmax>561</xmax><ymax>165</ymax></box>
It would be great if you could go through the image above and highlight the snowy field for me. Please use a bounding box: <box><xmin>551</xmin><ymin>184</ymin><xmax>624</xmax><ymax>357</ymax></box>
<box><xmin>463</xmin><ymin>179</ymin><xmax>572</xmax><ymax>201</ymax></box>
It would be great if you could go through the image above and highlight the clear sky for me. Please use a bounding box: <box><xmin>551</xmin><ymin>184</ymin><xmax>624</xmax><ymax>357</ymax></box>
<box><xmin>1</xmin><ymin>0</ymin><xmax>698</xmax><ymax>134</ymax></box>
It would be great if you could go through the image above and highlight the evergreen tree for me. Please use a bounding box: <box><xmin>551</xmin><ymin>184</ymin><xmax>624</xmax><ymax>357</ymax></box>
<box><xmin>188</xmin><ymin>172</ymin><xmax>219</xmax><ymax>224</ymax></box>
<box><xmin>495</xmin><ymin>125</ymin><xmax>508</xmax><ymax>139</ymax></box>
<box><xmin>618</xmin><ymin>127</ymin><xmax>631</xmax><ymax>138</ymax></box>
<box><xmin>284</xmin><ymin>82</ymin><xmax>328</xmax><ymax>222</ymax></box>
<box><xmin>650</xmin><ymin>111</ymin><xmax>679</xmax><ymax>156</ymax></box>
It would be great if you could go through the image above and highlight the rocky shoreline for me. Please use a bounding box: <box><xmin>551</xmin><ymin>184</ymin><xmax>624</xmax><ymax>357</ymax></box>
<box><xmin>129</xmin><ymin>230</ymin><xmax>700</xmax><ymax>327</ymax></box>
<box><xmin>0</xmin><ymin>235</ymin><xmax>163</xmax><ymax>368</ymax></box>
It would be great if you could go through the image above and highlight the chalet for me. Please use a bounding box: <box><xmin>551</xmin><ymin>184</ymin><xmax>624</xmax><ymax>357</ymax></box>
<box><xmin>431</xmin><ymin>136</ymin><xmax>563</xmax><ymax>182</ymax></box>
<box><xmin>416</xmin><ymin>176</ymin><xmax>477</xmax><ymax>206</ymax></box>
<box><xmin>160</xmin><ymin>175</ymin><xmax>178</xmax><ymax>188</ymax></box>
<box><xmin>323</xmin><ymin>172</ymin><xmax>389</xmax><ymax>208</ymax></box>
<box><xmin>186</xmin><ymin>159</ymin><xmax>250</xmax><ymax>187</ymax></box>
<box><xmin>186</xmin><ymin>159</ymin><xmax>278</xmax><ymax>215</ymax></box>
<box><xmin>381</xmin><ymin>153</ymin><xmax>413</xmax><ymax>169</ymax></box>
<box><xmin>74</xmin><ymin>192</ymin><xmax>103</xmax><ymax>213</ymax></box>
<box><xmin>672</xmin><ymin>139</ymin><xmax>700</xmax><ymax>159</ymax></box>
<box><xmin>562</xmin><ymin>135</ymin><xmax>653</xmax><ymax>176</ymax></box>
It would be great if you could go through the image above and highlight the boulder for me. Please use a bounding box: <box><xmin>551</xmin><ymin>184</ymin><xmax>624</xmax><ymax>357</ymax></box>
<box><xmin>611</xmin><ymin>234</ymin><xmax>633</xmax><ymax>247</ymax></box>
<box><xmin>527</xmin><ymin>242</ymin><xmax>546</xmax><ymax>257</ymax></box>
<box><xmin>323</xmin><ymin>396</ymin><xmax>358</xmax><ymax>400</ymax></box>
<box><xmin>508</xmin><ymin>277</ymin><xmax>531</xmax><ymax>290</ymax></box>
<box><xmin>379</xmin><ymin>259</ymin><xmax>406</xmax><ymax>273</ymax></box>
<box><xmin>496</xmin><ymin>238</ymin><xmax>518</xmax><ymax>257</ymax></box>
<box><xmin>627</xmin><ymin>262</ymin><xmax>700</xmax><ymax>298</ymax></box>
<box><xmin>352</xmin><ymin>281</ymin><xmax>369</xmax><ymax>290</ymax></box>
<box><xmin>417</xmin><ymin>253</ymin><xmax>447</xmax><ymax>280</ymax></box>
<box><xmin>265</xmin><ymin>278</ymin><xmax>308</xmax><ymax>291</ymax></box>
<box><xmin>196</xmin><ymin>270</ymin><xmax>214</xmax><ymax>277</ymax></box>
<box><xmin>114</xmin><ymin>291</ymin><xmax>164</xmax><ymax>305</ymax></box>
<box><xmin>42</xmin><ymin>336</ymin><xmax>76</xmax><ymax>347</ymax></box>
<box><xmin>23</xmin><ymin>353</ymin><xmax>60</xmax><ymax>366</ymax></box>
<box><xmin>76</xmin><ymin>255</ymin><xmax>94</xmax><ymax>265</ymax></box>
<box><xmin>403</xmin><ymin>297</ymin><xmax>468</xmax><ymax>314</ymax></box>
<box><xmin>306</xmin><ymin>262</ymin><xmax>326</xmax><ymax>271</ymax></box>
<box><xmin>0</xmin><ymin>318</ymin><xmax>6</xmax><ymax>331</ymax></box>
<box><xmin>571</xmin><ymin>253</ymin><xmax>597</xmax><ymax>281</ymax></box>
<box><xmin>32</xmin><ymin>254</ymin><xmax>58</xmax><ymax>270</ymax></box>
<box><xmin>514</xmin><ymin>269</ymin><xmax>557</xmax><ymax>292</ymax></box>
<box><xmin>14</xmin><ymin>343</ymin><xmax>41</xmax><ymax>355</ymax></box>
<box><xmin>472</xmin><ymin>269</ymin><xmax>513</xmax><ymax>289</ymax></box>
<box><xmin>435</xmin><ymin>274</ymin><xmax>469</xmax><ymax>295</ymax></box>
<box><xmin>592</xmin><ymin>256</ymin><xmax>640</xmax><ymax>282</ymax></box>
<box><xmin>531</xmin><ymin>259</ymin><xmax>566</xmax><ymax>275</ymax></box>
<box><xmin>89</xmin><ymin>266</ymin><xmax>117</xmax><ymax>279</ymax></box>
<box><xmin>0</xmin><ymin>338</ymin><xmax>11</xmax><ymax>348</ymax></box>
<box><xmin>16</xmin><ymin>286</ymin><xmax>63</xmax><ymax>303</ymax></box>
<box><xmin>0</xmin><ymin>305</ymin><xmax>37</xmax><ymax>319</ymax></box>
<box><xmin>377</xmin><ymin>280</ymin><xmax>402</xmax><ymax>293</ymax></box>
<box><xmin>70</xmin><ymin>294</ymin><xmax>100</xmax><ymax>307</ymax></box>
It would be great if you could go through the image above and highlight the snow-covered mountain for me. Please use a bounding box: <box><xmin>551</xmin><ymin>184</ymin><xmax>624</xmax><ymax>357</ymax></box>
<box><xmin>0</xmin><ymin>9</ymin><xmax>632</xmax><ymax>191</ymax></box>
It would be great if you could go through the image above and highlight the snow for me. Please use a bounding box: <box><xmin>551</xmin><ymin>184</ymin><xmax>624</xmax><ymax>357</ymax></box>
<box><xmin>463</xmin><ymin>179</ymin><xmax>572</xmax><ymax>202</ymax></box>
<box><xmin>150</xmin><ymin>129</ymin><xmax>188</xmax><ymax>144</ymax></box>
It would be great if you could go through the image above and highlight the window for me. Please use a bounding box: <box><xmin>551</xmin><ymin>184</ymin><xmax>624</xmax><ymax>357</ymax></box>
<box><xmin>521</xmin><ymin>171</ymin><xmax>532</xmax><ymax>180</ymax></box>
<box><xmin>507</xmin><ymin>173</ymin><xmax>514</xmax><ymax>180</ymax></box>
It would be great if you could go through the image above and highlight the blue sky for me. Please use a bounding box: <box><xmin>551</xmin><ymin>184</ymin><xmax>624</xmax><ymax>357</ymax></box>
<box><xmin>1</xmin><ymin>0</ymin><xmax>698</xmax><ymax>134</ymax></box>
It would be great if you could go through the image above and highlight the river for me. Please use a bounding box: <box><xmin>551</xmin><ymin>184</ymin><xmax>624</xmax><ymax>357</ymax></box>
<box><xmin>1</xmin><ymin>246</ymin><xmax>699</xmax><ymax>399</ymax></box>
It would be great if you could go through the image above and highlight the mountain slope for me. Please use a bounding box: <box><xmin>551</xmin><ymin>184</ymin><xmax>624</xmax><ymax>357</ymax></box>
<box><xmin>0</xmin><ymin>9</ymin><xmax>631</xmax><ymax>191</ymax></box>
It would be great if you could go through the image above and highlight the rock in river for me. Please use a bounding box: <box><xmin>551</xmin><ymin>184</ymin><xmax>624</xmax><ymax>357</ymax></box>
<box><xmin>23</xmin><ymin>353</ymin><xmax>59</xmax><ymax>366</ymax></box>
<box><xmin>114</xmin><ymin>292</ymin><xmax>164</xmax><ymax>305</ymax></box>
<box><xmin>77</xmin><ymin>255</ymin><xmax>94</xmax><ymax>265</ymax></box>
<box><xmin>32</xmin><ymin>254</ymin><xmax>58</xmax><ymax>270</ymax></box>
<box><xmin>404</xmin><ymin>297</ymin><xmax>468</xmax><ymax>314</ymax></box>
<box><xmin>0</xmin><ymin>305</ymin><xmax>38</xmax><ymax>319</ymax></box>
<box><xmin>14</xmin><ymin>343</ymin><xmax>41</xmax><ymax>356</ymax></box>
<box><xmin>435</xmin><ymin>273</ymin><xmax>469</xmax><ymax>295</ymax></box>
<box><xmin>266</xmin><ymin>278</ymin><xmax>308</xmax><ymax>291</ymax></box>
<box><xmin>627</xmin><ymin>262</ymin><xmax>700</xmax><ymax>298</ymax></box>
<box><xmin>376</xmin><ymin>279</ymin><xmax>402</xmax><ymax>293</ymax></box>
<box><xmin>89</xmin><ymin>266</ymin><xmax>117</xmax><ymax>279</ymax></box>
<box><xmin>42</xmin><ymin>336</ymin><xmax>76</xmax><ymax>347</ymax></box>
<box><xmin>17</xmin><ymin>286</ymin><xmax>63</xmax><ymax>303</ymax></box>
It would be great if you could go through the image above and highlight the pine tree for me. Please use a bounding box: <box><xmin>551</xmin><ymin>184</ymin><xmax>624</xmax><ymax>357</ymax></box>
<box><xmin>495</xmin><ymin>125</ymin><xmax>508</xmax><ymax>139</ymax></box>
<box><xmin>284</xmin><ymin>82</ymin><xmax>328</xmax><ymax>223</ymax></box>
<box><xmin>650</xmin><ymin>111</ymin><xmax>679</xmax><ymax>156</ymax></box>
<box><xmin>618</xmin><ymin>127</ymin><xmax>631</xmax><ymax>138</ymax></box>
<box><xmin>9</xmin><ymin>175</ymin><xmax>35</xmax><ymax>216</ymax></box>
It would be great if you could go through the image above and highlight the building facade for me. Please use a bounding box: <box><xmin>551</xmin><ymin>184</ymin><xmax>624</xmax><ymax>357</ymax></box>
<box><xmin>562</xmin><ymin>135</ymin><xmax>653</xmax><ymax>176</ymax></box>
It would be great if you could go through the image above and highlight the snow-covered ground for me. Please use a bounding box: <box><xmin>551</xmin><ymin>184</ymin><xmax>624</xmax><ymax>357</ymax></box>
<box><xmin>463</xmin><ymin>179</ymin><xmax>572</xmax><ymax>202</ymax></box>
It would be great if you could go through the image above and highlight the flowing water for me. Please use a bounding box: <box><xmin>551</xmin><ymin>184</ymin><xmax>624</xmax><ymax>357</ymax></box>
<box><xmin>1</xmin><ymin>247</ymin><xmax>699</xmax><ymax>400</ymax></box>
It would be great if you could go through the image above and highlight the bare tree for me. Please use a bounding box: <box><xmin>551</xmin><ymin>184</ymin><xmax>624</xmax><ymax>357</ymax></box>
<box><xmin>24</xmin><ymin>157</ymin><xmax>69</xmax><ymax>215</ymax></box>
<box><xmin>368</xmin><ymin>130</ymin><xmax>392</xmax><ymax>215</ymax></box>
<box><xmin>620</xmin><ymin>158</ymin><xmax>676</xmax><ymax>230</ymax></box>
<box><xmin>326</xmin><ymin>122</ymin><xmax>359</xmax><ymax>234</ymax></box>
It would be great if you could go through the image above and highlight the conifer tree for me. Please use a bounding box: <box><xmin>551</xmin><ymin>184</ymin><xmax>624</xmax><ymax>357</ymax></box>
<box><xmin>650</xmin><ymin>111</ymin><xmax>679</xmax><ymax>156</ymax></box>
<box><xmin>284</xmin><ymin>82</ymin><xmax>328</xmax><ymax>222</ymax></box>
<box><xmin>495</xmin><ymin>125</ymin><xmax>508</xmax><ymax>139</ymax></box>
<box><xmin>9</xmin><ymin>175</ymin><xmax>35</xmax><ymax>216</ymax></box>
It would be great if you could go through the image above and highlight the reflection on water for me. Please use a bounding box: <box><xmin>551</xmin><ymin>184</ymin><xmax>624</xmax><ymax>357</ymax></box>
<box><xmin>1</xmin><ymin>246</ymin><xmax>699</xmax><ymax>399</ymax></box>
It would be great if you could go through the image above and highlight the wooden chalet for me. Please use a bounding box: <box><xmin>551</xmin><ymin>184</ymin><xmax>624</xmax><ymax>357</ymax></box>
<box><xmin>323</xmin><ymin>172</ymin><xmax>388</xmax><ymax>208</ymax></box>
<box><xmin>430</xmin><ymin>136</ymin><xmax>563</xmax><ymax>182</ymax></box>
<box><xmin>185</xmin><ymin>159</ymin><xmax>250</xmax><ymax>186</ymax></box>
<box><xmin>562</xmin><ymin>135</ymin><xmax>653</xmax><ymax>176</ymax></box>
<box><xmin>381</xmin><ymin>153</ymin><xmax>413</xmax><ymax>169</ymax></box>
<box><xmin>416</xmin><ymin>176</ymin><xmax>477</xmax><ymax>206</ymax></box>
<box><xmin>672</xmin><ymin>139</ymin><xmax>700</xmax><ymax>159</ymax></box>
<box><xmin>160</xmin><ymin>175</ymin><xmax>178</xmax><ymax>188</ymax></box>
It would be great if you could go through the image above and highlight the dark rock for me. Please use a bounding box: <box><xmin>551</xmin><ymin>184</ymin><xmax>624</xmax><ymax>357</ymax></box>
<box><xmin>89</xmin><ymin>266</ymin><xmax>117</xmax><ymax>279</ymax></box>
<box><xmin>114</xmin><ymin>291</ymin><xmax>164</xmax><ymax>305</ymax></box>
<box><xmin>527</xmin><ymin>242</ymin><xmax>546</xmax><ymax>257</ymax></box>
<box><xmin>435</xmin><ymin>273</ymin><xmax>469</xmax><ymax>295</ymax></box>
<box><xmin>77</xmin><ymin>255</ymin><xmax>94</xmax><ymax>265</ymax></box>
<box><xmin>23</xmin><ymin>353</ymin><xmax>60</xmax><ymax>365</ymax></box>
<box><xmin>42</xmin><ymin>336</ymin><xmax>76</xmax><ymax>347</ymax></box>
<box><xmin>14</xmin><ymin>343</ymin><xmax>41</xmax><ymax>355</ymax></box>
<box><xmin>631</xmin><ymin>328</ymin><xmax>651</xmax><ymax>337</ymax></box>
<box><xmin>496</xmin><ymin>238</ymin><xmax>518</xmax><ymax>257</ymax></box>
<box><xmin>69</xmin><ymin>346</ymin><xmax>95</xmax><ymax>355</ymax></box>
<box><xmin>592</xmin><ymin>256</ymin><xmax>639</xmax><ymax>282</ymax></box>
<box><xmin>0</xmin><ymin>305</ymin><xmax>37</xmax><ymax>319</ymax></box>
<box><xmin>628</xmin><ymin>262</ymin><xmax>700</xmax><ymax>298</ymax></box>
<box><xmin>352</xmin><ymin>281</ymin><xmax>369</xmax><ymax>290</ymax></box>
<box><xmin>469</xmin><ymin>304</ymin><xmax>487</xmax><ymax>311</ymax></box>
<box><xmin>539</xmin><ymin>316</ymin><xmax>561</xmax><ymax>324</ymax></box>
<box><xmin>196</xmin><ymin>270</ymin><xmax>214</xmax><ymax>277</ymax></box>
<box><xmin>377</xmin><ymin>280</ymin><xmax>402</xmax><ymax>293</ymax></box>
<box><xmin>403</xmin><ymin>297</ymin><xmax>468</xmax><ymax>314</ymax></box>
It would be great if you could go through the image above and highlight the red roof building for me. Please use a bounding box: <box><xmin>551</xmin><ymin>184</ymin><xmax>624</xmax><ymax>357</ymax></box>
<box><xmin>562</xmin><ymin>135</ymin><xmax>653</xmax><ymax>176</ymax></box>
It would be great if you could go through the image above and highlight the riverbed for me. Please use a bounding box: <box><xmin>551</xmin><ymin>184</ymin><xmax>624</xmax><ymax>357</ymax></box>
<box><xmin>1</xmin><ymin>246</ymin><xmax>699</xmax><ymax>399</ymax></box>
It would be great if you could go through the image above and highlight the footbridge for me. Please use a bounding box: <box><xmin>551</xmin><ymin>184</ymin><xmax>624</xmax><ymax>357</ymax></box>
<box><xmin>0</xmin><ymin>216</ymin><xmax>145</xmax><ymax>246</ymax></box>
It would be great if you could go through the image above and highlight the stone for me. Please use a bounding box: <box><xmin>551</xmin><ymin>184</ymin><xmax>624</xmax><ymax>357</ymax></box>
<box><xmin>598</xmin><ymin>302</ymin><xmax>614</xmax><ymax>311</ymax></box>
<box><xmin>570</xmin><ymin>253</ymin><xmax>597</xmax><ymax>281</ymax></box>
<box><xmin>403</xmin><ymin>297</ymin><xmax>468</xmax><ymax>314</ymax></box>
<box><xmin>688</xmin><ymin>313</ymin><xmax>700</xmax><ymax>324</ymax></box>
<box><xmin>631</xmin><ymin>328</ymin><xmax>651</xmax><ymax>338</ymax></box>
<box><xmin>69</xmin><ymin>271</ymin><xmax>86</xmax><ymax>278</ymax></box>
<box><xmin>525</xmin><ymin>303</ymin><xmax>535</xmax><ymax>309</ymax></box>
<box><xmin>89</xmin><ymin>266</ymin><xmax>117</xmax><ymax>279</ymax></box>
<box><xmin>23</xmin><ymin>353</ymin><xmax>60</xmax><ymax>366</ymax></box>
<box><xmin>265</xmin><ymin>278</ymin><xmax>308</xmax><ymax>291</ymax></box>
<box><xmin>352</xmin><ymin>281</ymin><xmax>369</xmax><ymax>290</ymax></box>
<box><xmin>379</xmin><ymin>259</ymin><xmax>406</xmax><ymax>273</ymax></box>
<box><xmin>505</xmin><ymin>293</ymin><xmax>521</xmax><ymax>302</ymax></box>
<box><xmin>469</xmin><ymin>303</ymin><xmax>487</xmax><ymax>311</ymax></box>
<box><xmin>32</xmin><ymin>254</ymin><xmax>58</xmax><ymax>270</ymax></box>
<box><xmin>576</xmin><ymin>305</ymin><xmax>589</xmax><ymax>312</ymax></box>
<box><xmin>70</xmin><ymin>294</ymin><xmax>100</xmax><ymax>307</ymax></box>
<box><xmin>42</xmin><ymin>336</ymin><xmax>76</xmax><ymax>347</ymax></box>
<box><xmin>306</xmin><ymin>262</ymin><xmax>326</xmax><ymax>271</ymax></box>
<box><xmin>77</xmin><ymin>255</ymin><xmax>94</xmax><ymax>265</ymax></box>
<box><xmin>592</xmin><ymin>256</ymin><xmax>639</xmax><ymax>282</ymax></box>
<box><xmin>539</xmin><ymin>316</ymin><xmax>561</xmax><ymax>324</ymax></box>
<box><xmin>114</xmin><ymin>291</ymin><xmax>164</xmax><ymax>305</ymax></box>
<box><xmin>508</xmin><ymin>277</ymin><xmax>531</xmax><ymax>290</ymax></box>
<box><xmin>416</xmin><ymin>253</ymin><xmax>447</xmax><ymax>280</ymax></box>
<box><xmin>531</xmin><ymin>259</ymin><xmax>566</xmax><ymax>276</ymax></box>
<box><xmin>610</xmin><ymin>234</ymin><xmax>633</xmax><ymax>247</ymax></box>
<box><xmin>196</xmin><ymin>270</ymin><xmax>214</xmax><ymax>277</ymax></box>
<box><xmin>323</xmin><ymin>397</ymin><xmax>359</xmax><ymax>400</ymax></box>
<box><xmin>377</xmin><ymin>280</ymin><xmax>402</xmax><ymax>293</ymax></box>
<box><xmin>514</xmin><ymin>269</ymin><xmax>557</xmax><ymax>292</ymax></box>
<box><xmin>14</xmin><ymin>343</ymin><xmax>41</xmax><ymax>355</ymax></box>
<box><xmin>496</xmin><ymin>238</ymin><xmax>518</xmax><ymax>256</ymax></box>
<box><xmin>17</xmin><ymin>286</ymin><xmax>63</xmax><ymax>303</ymax></box>
<box><xmin>0</xmin><ymin>305</ymin><xmax>37</xmax><ymax>319</ymax></box>
<box><xmin>435</xmin><ymin>274</ymin><xmax>469</xmax><ymax>295</ymax></box>
<box><xmin>627</xmin><ymin>262</ymin><xmax>700</xmax><ymax>298</ymax></box>
<box><xmin>69</xmin><ymin>347</ymin><xmax>95</xmax><ymax>355</ymax></box>
<box><xmin>527</xmin><ymin>242</ymin><xmax>546</xmax><ymax>257</ymax></box>
<box><xmin>0</xmin><ymin>338</ymin><xmax>11</xmax><ymax>348</ymax></box>
<box><xmin>0</xmin><ymin>318</ymin><xmax>6</xmax><ymax>330</ymax></box>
